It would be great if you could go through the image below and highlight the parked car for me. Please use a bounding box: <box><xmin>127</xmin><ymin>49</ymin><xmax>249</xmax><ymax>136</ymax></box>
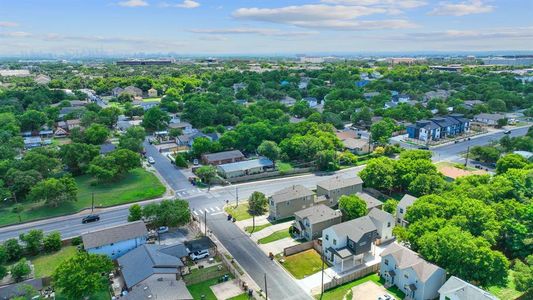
<box><xmin>504</xmin><ymin>130</ymin><xmax>511</xmax><ymax>134</ymax></box>
<box><xmin>377</xmin><ymin>294</ymin><xmax>393</xmax><ymax>300</ymax></box>
<box><xmin>157</xmin><ymin>226</ymin><xmax>169</xmax><ymax>234</ymax></box>
<box><xmin>147</xmin><ymin>156</ymin><xmax>155</xmax><ymax>164</ymax></box>
<box><xmin>82</xmin><ymin>214</ymin><xmax>100</xmax><ymax>224</ymax></box>
<box><xmin>190</xmin><ymin>249</ymin><xmax>209</xmax><ymax>261</ymax></box>
<box><xmin>193</xmin><ymin>159</ymin><xmax>199</xmax><ymax>165</ymax></box>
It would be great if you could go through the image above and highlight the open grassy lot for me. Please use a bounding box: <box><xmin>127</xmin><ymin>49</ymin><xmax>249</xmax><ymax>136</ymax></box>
<box><xmin>317</xmin><ymin>273</ymin><xmax>405</xmax><ymax>300</ymax></box>
<box><xmin>227</xmin><ymin>293</ymin><xmax>249</xmax><ymax>300</ymax></box>
<box><xmin>32</xmin><ymin>246</ymin><xmax>78</xmax><ymax>278</ymax></box>
<box><xmin>258</xmin><ymin>228</ymin><xmax>291</xmax><ymax>244</ymax></box>
<box><xmin>0</xmin><ymin>168</ymin><xmax>165</xmax><ymax>227</ymax></box>
<box><xmin>280</xmin><ymin>249</ymin><xmax>323</xmax><ymax>279</ymax></box>
<box><xmin>245</xmin><ymin>222</ymin><xmax>272</xmax><ymax>233</ymax></box>
<box><xmin>276</xmin><ymin>161</ymin><xmax>294</xmax><ymax>173</ymax></box>
<box><xmin>488</xmin><ymin>270</ymin><xmax>524</xmax><ymax>300</ymax></box>
<box><xmin>224</xmin><ymin>203</ymin><xmax>253</xmax><ymax>221</ymax></box>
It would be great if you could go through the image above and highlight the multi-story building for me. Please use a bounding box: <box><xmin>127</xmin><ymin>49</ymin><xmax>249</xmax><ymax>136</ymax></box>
<box><xmin>268</xmin><ymin>185</ymin><xmax>316</xmax><ymax>220</ymax></box>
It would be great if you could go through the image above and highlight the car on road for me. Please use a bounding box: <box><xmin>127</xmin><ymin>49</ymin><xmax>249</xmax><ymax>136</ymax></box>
<box><xmin>418</xmin><ymin>146</ymin><xmax>430</xmax><ymax>150</ymax></box>
<box><xmin>147</xmin><ymin>156</ymin><xmax>155</xmax><ymax>164</ymax></box>
<box><xmin>190</xmin><ymin>249</ymin><xmax>209</xmax><ymax>261</ymax></box>
<box><xmin>157</xmin><ymin>226</ymin><xmax>169</xmax><ymax>234</ymax></box>
<box><xmin>504</xmin><ymin>130</ymin><xmax>511</xmax><ymax>134</ymax></box>
<box><xmin>82</xmin><ymin>214</ymin><xmax>100</xmax><ymax>224</ymax></box>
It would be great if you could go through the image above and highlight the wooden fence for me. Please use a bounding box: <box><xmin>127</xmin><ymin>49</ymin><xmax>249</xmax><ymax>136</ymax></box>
<box><xmin>316</xmin><ymin>264</ymin><xmax>380</xmax><ymax>294</ymax></box>
<box><xmin>283</xmin><ymin>240</ymin><xmax>322</xmax><ymax>256</ymax></box>
<box><xmin>227</xmin><ymin>167</ymin><xmax>314</xmax><ymax>183</ymax></box>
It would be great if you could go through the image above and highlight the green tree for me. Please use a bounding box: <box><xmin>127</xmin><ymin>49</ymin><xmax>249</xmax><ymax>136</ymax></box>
<box><xmin>142</xmin><ymin>107</ymin><xmax>170</xmax><ymax>131</ymax></box>
<box><xmin>60</xmin><ymin>143</ymin><xmax>100</xmax><ymax>175</ymax></box>
<box><xmin>97</xmin><ymin>107</ymin><xmax>121</xmax><ymax>128</ymax></box>
<box><xmin>142</xmin><ymin>199</ymin><xmax>190</xmax><ymax>227</ymax></box>
<box><xmin>128</xmin><ymin>204</ymin><xmax>143</xmax><ymax>222</ymax></box>
<box><xmin>496</xmin><ymin>153</ymin><xmax>528</xmax><ymax>174</ymax></box>
<box><xmin>257</xmin><ymin>140</ymin><xmax>281</xmax><ymax>162</ymax></box>
<box><xmin>351</xmin><ymin>107</ymin><xmax>373</xmax><ymax>126</ymax></box>
<box><xmin>247</xmin><ymin>191</ymin><xmax>268</xmax><ymax>232</ymax></box>
<box><xmin>195</xmin><ymin>165</ymin><xmax>217</xmax><ymax>187</ymax></box>
<box><xmin>88</xmin><ymin>149</ymin><xmax>140</xmax><ymax>181</ymax></box>
<box><xmin>10</xmin><ymin>258</ymin><xmax>31</xmax><ymax>282</ymax></box>
<box><xmin>174</xmin><ymin>153</ymin><xmax>188</xmax><ymax>168</ymax></box>
<box><xmin>28</xmin><ymin>176</ymin><xmax>78</xmax><ymax>208</ymax></box>
<box><xmin>84</xmin><ymin>123</ymin><xmax>110</xmax><ymax>145</ymax></box>
<box><xmin>18</xmin><ymin>110</ymin><xmax>47</xmax><ymax>131</ymax></box>
<box><xmin>513</xmin><ymin>255</ymin><xmax>533</xmax><ymax>293</ymax></box>
<box><xmin>408</xmin><ymin>173</ymin><xmax>447</xmax><ymax>197</ymax></box>
<box><xmin>359</xmin><ymin>157</ymin><xmax>395</xmax><ymax>193</ymax></box>
<box><xmin>192</xmin><ymin>137</ymin><xmax>214</xmax><ymax>158</ymax></box>
<box><xmin>43</xmin><ymin>231</ymin><xmax>62</xmax><ymax>252</ymax></box>
<box><xmin>53</xmin><ymin>252</ymin><xmax>114</xmax><ymax>299</ymax></box>
<box><xmin>370</xmin><ymin>119</ymin><xmax>395</xmax><ymax>145</ymax></box>
<box><xmin>0</xmin><ymin>245</ymin><xmax>7</xmax><ymax>279</ymax></box>
<box><xmin>338</xmin><ymin>194</ymin><xmax>367</xmax><ymax>221</ymax></box>
<box><xmin>316</xmin><ymin>149</ymin><xmax>339</xmax><ymax>171</ymax></box>
<box><xmin>4</xmin><ymin>239</ymin><xmax>22</xmax><ymax>262</ymax></box>
<box><xmin>383</xmin><ymin>199</ymin><xmax>398</xmax><ymax>214</ymax></box>
<box><xmin>471</xmin><ymin>146</ymin><xmax>501</xmax><ymax>163</ymax></box>
<box><xmin>19</xmin><ymin>229</ymin><xmax>43</xmax><ymax>256</ymax></box>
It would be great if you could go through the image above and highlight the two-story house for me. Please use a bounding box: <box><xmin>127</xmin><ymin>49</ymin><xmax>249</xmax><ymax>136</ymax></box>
<box><xmin>293</xmin><ymin>204</ymin><xmax>342</xmax><ymax>241</ymax></box>
<box><xmin>438</xmin><ymin>276</ymin><xmax>498</xmax><ymax>300</ymax></box>
<box><xmin>380</xmin><ymin>243</ymin><xmax>446</xmax><ymax>300</ymax></box>
<box><xmin>268</xmin><ymin>185</ymin><xmax>315</xmax><ymax>220</ymax></box>
<box><xmin>322</xmin><ymin>216</ymin><xmax>378</xmax><ymax>272</ymax></box>
<box><xmin>82</xmin><ymin>221</ymin><xmax>148</xmax><ymax>259</ymax></box>
<box><xmin>316</xmin><ymin>176</ymin><xmax>363</xmax><ymax>206</ymax></box>
<box><xmin>397</xmin><ymin>194</ymin><xmax>418</xmax><ymax>227</ymax></box>
<box><xmin>356</xmin><ymin>192</ymin><xmax>384</xmax><ymax>211</ymax></box>
<box><xmin>367</xmin><ymin>208</ymin><xmax>395</xmax><ymax>245</ymax></box>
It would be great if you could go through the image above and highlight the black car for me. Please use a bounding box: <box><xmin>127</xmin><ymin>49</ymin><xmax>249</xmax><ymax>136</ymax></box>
<box><xmin>82</xmin><ymin>214</ymin><xmax>100</xmax><ymax>224</ymax></box>
<box><xmin>418</xmin><ymin>146</ymin><xmax>430</xmax><ymax>150</ymax></box>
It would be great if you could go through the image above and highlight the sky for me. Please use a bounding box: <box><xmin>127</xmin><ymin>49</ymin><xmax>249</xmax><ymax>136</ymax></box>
<box><xmin>0</xmin><ymin>0</ymin><xmax>532</xmax><ymax>56</ymax></box>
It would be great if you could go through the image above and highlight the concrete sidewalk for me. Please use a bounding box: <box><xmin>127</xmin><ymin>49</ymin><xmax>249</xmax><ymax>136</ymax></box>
<box><xmin>235</xmin><ymin>215</ymin><xmax>269</xmax><ymax>231</ymax></box>
<box><xmin>259</xmin><ymin>237</ymin><xmax>300</xmax><ymax>255</ymax></box>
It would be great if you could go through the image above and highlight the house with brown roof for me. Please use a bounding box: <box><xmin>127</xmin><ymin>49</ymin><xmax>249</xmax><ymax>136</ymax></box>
<box><xmin>201</xmin><ymin>150</ymin><xmax>245</xmax><ymax>166</ymax></box>
<box><xmin>82</xmin><ymin>221</ymin><xmax>148</xmax><ymax>259</ymax></box>
<box><xmin>293</xmin><ymin>204</ymin><xmax>342</xmax><ymax>241</ymax></box>
<box><xmin>268</xmin><ymin>185</ymin><xmax>316</xmax><ymax>220</ymax></box>
<box><xmin>380</xmin><ymin>243</ymin><xmax>446</xmax><ymax>300</ymax></box>
<box><xmin>316</xmin><ymin>176</ymin><xmax>363</xmax><ymax>206</ymax></box>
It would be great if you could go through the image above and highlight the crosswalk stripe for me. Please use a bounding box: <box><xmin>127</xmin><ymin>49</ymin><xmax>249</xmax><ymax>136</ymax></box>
<box><xmin>209</xmin><ymin>207</ymin><xmax>215</xmax><ymax>212</ymax></box>
<box><xmin>215</xmin><ymin>207</ymin><xmax>221</xmax><ymax>211</ymax></box>
<box><xmin>193</xmin><ymin>211</ymin><xmax>199</xmax><ymax>216</ymax></box>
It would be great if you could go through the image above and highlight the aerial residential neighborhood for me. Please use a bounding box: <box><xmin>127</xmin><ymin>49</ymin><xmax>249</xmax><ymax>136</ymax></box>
<box><xmin>0</xmin><ymin>1</ymin><xmax>532</xmax><ymax>300</ymax></box>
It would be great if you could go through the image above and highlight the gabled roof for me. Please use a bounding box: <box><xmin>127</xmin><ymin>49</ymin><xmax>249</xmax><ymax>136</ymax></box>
<box><xmin>203</xmin><ymin>150</ymin><xmax>244</xmax><ymax>162</ymax></box>
<box><xmin>218</xmin><ymin>158</ymin><xmax>273</xmax><ymax>173</ymax></box>
<box><xmin>270</xmin><ymin>185</ymin><xmax>314</xmax><ymax>204</ymax></box>
<box><xmin>82</xmin><ymin>221</ymin><xmax>147</xmax><ymax>249</ymax></box>
<box><xmin>398</xmin><ymin>194</ymin><xmax>417</xmax><ymax>208</ymax></box>
<box><xmin>356</xmin><ymin>192</ymin><xmax>383</xmax><ymax>209</ymax></box>
<box><xmin>317</xmin><ymin>176</ymin><xmax>363</xmax><ymax>191</ymax></box>
<box><xmin>328</xmin><ymin>216</ymin><xmax>377</xmax><ymax>243</ymax></box>
<box><xmin>380</xmin><ymin>243</ymin><xmax>444</xmax><ymax>283</ymax></box>
<box><xmin>368</xmin><ymin>208</ymin><xmax>394</xmax><ymax>223</ymax></box>
<box><xmin>438</xmin><ymin>276</ymin><xmax>498</xmax><ymax>300</ymax></box>
<box><xmin>294</xmin><ymin>204</ymin><xmax>342</xmax><ymax>224</ymax></box>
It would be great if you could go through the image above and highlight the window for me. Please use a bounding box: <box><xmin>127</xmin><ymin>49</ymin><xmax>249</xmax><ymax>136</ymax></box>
<box><xmin>387</xmin><ymin>222</ymin><xmax>391</xmax><ymax>228</ymax></box>
<box><xmin>384</xmin><ymin>259</ymin><xmax>389</xmax><ymax>265</ymax></box>
<box><xmin>333</xmin><ymin>239</ymin><xmax>337</xmax><ymax>245</ymax></box>
<box><xmin>399</xmin><ymin>208</ymin><xmax>404</xmax><ymax>214</ymax></box>
<box><xmin>325</xmin><ymin>234</ymin><xmax>329</xmax><ymax>241</ymax></box>
<box><xmin>360</xmin><ymin>241</ymin><xmax>366</xmax><ymax>246</ymax></box>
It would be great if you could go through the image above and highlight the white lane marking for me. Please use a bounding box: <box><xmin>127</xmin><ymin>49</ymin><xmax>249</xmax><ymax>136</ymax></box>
<box><xmin>215</xmin><ymin>207</ymin><xmax>221</xmax><ymax>211</ymax></box>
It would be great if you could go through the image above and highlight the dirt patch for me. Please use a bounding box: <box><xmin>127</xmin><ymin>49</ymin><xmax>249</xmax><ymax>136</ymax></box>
<box><xmin>439</xmin><ymin>165</ymin><xmax>486</xmax><ymax>179</ymax></box>
<box><xmin>351</xmin><ymin>281</ymin><xmax>389</xmax><ymax>300</ymax></box>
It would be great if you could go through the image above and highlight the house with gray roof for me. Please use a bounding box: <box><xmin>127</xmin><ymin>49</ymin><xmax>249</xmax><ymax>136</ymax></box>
<box><xmin>82</xmin><ymin>221</ymin><xmax>147</xmax><ymax>259</ymax></box>
<box><xmin>123</xmin><ymin>276</ymin><xmax>193</xmax><ymax>300</ymax></box>
<box><xmin>217</xmin><ymin>158</ymin><xmax>274</xmax><ymax>179</ymax></box>
<box><xmin>367</xmin><ymin>208</ymin><xmax>395</xmax><ymax>244</ymax></box>
<box><xmin>474</xmin><ymin>113</ymin><xmax>505</xmax><ymax>126</ymax></box>
<box><xmin>117</xmin><ymin>243</ymin><xmax>188</xmax><ymax>290</ymax></box>
<box><xmin>269</xmin><ymin>185</ymin><xmax>316</xmax><ymax>220</ymax></box>
<box><xmin>202</xmin><ymin>150</ymin><xmax>245</xmax><ymax>166</ymax></box>
<box><xmin>380</xmin><ymin>243</ymin><xmax>446</xmax><ymax>300</ymax></box>
<box><xmin>397</xmin><ymin>194</ymin><xmax>418</xmax><ymax>227</ymax></box>
<box><xmin>356</xmin><ymin>192</ymin><xmax>383</xmax><ymax>211</ymax></box>
<box><xmin>316</xmin><ymin>176</ymin><xmax>364</xmax><ymax>206</ymax></box>
<box><xmin>438</xmin><ymin>276</ymin><xmax>498</xmax><ymax>300</ymax></box>
<box><xmin>322</xmin><ymin>216</ymin><xmax>379</xmax><ymax>272</ymax></box>
<box><xmin>293</xmin><ymin>204</ymin><xmax>342</xmax><ymax>241</ymax></box>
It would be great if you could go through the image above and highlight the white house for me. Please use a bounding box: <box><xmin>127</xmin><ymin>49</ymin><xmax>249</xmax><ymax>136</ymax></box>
<box><xmin>438</xmin><ymin>276</ymin><xmax>498</xmax><ymax>300</ymax></box>
<box><xmin>380</xmin><ymin>243</ymin><xmax>446</xmax><ymax>300</ymax></box>
<box><xmin>367</xmin><ymin>208</ymin><xmax>395</xmax><ymax>244</ymax></box>
<box><xmin>397</xmin><ymin>194</ymin><xmax>417</xmax><ymax>227</ymax></box>
<box><xmin>82</xmin><ymin>221</ymin><xmax>148</xmax><ymax>259</ymax></box>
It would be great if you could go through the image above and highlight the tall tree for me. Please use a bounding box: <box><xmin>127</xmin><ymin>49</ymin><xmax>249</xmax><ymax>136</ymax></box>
<box><xmin>247</xmin><ymin>191</ymin><xmax>268</xmax><ymax>232</ymax></box>
<box><xmin>28</xmin><ymin>176</ymin><xmax>78</xmax><ymax>208</ymax></box>
<box><xmin>60</xmin><ymin>143</ymin><xmax>100</xmax><ymax>175</ymax></box>
<box><xmin>257</xmin><ymin>140</ymin><xmax>281</xmax><ymax>162</ymax></box>
<box><xmin>338</xmin><ymin>194</ymin><xmax>367</xmax><ymax>221</ymax></box>
<box><xmin>142</xmin><ymin>107</ymin><xmax>170</xmax><ymax>131</ymax></box>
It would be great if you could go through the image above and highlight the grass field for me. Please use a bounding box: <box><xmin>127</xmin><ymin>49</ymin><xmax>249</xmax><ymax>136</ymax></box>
<box><xmin>245</xmin><ymin>222</ymin><xmax>272</xmax><ymax>233</ymax></box>
<box><xmin>224</xmin><ymin>203</ymin><xmax>253</xmax><ymax>221</ymax></box>
<box><xmin>227</xmin><ymin>293</ymin><xmax>249</xmax><ymax>300</ymax></box>
<box><xmin>280</xmin><ymin>249</ymin><xmax>323</xmax><ymax>279</ymax></box>
<box><xmin>317</xmin><ymin>273</ymin><xmax>405</xmax><ymax>300</ymax></box>
<box><xmin>0</xmin><ymin>168</ymin><xmax>165</xmax><ymax>227</ymax></box>
<box><xmin>187</xmin><ymin>278</ymin><xmax>220</xmax><ymax>300</ymax></box>
<box><xmin>276</xmin><ymin>161</ymin><xmax>294</xmax><ymax>173</ymax></box>
<box><xmin>258</xmin><ymin>228</ymin><xmax>291</xmax><ymax>244</ymax></box>
<box><xmin>32</xmin><ymin>246</ymin><xmax>78</xmax><ymax>278</ymax></box>
<box><xmin>488</xmin><ymin>270</ymin><xmax>524</xmax><ymax>300</ymax></box>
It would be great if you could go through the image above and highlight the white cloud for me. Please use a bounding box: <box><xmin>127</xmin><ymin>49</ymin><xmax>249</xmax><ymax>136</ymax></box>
<box><xmin>160</xmin><ymin>0</ymin><xmax>200</xmax><ymax>8</ymax></box>
<box><xmin>362</xmin><ymin>27</ymin><xmax>533</xmax><ymax>41</ymax></box>
<box><xmin>429</xmin><ymin>0</ymin><xmax>494</xmax><ymax>16</ymax></box>
<box><xmin>117</xmin><ymin>0</ymin><xmax>149</xmax><ymax>7</ymax></box>
<box><xmin>190</xmin><ymin>28</ymin><xmax>318</xmax><ymax>37</ymax></box>
<box><xmin>0</xmin><ymin>31</ymin><xmax>31</xmax><ymax>38</ymax></box>
<box><xmin>320</xmin><ymin>0</ymin><xmax>427</xmax><ymax>9</ymax></box>
<box><xmin>0</xmin><ymin>21</ymin><xmax>19</xmax><ymax>27</ymax></box>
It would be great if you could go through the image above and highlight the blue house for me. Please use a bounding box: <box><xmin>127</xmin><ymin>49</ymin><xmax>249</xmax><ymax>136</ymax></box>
<box><xmin>82</xmin><ymin>221</ymin><xmax>148</xmax><ymax>259</ymax></box>
<box><xmin>406</xmin><ymin>120</ymin><xmax>441</xmax><ymax>141</ymax></box>
<box><xmin>407</xmin><ymin>114</ymin><xmax>470</xmax><ymax>141</ymax></box>
<box><xmin>355</xmin><ymin>80</ymin><xmax>369</xmax><ymax>88</ymax></box>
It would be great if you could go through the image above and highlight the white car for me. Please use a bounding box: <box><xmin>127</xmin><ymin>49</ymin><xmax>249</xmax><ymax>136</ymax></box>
<box><xmin>190</xmin><ymin>249</ymin><xmax>209</xmax><ymax>261</ymax></box>
<box><xmin>377</xmin><ymin>294</ymin><xmax>393</xmax><ymax>300</ymax></box>
<box><xmin>148</xmin><ymin>157</ymin><xmax>155</xmax><ymax>164</ymax></box>
<box><xmin>157</xmin><ymin>226</ymin><xmax>169</xmax><ymax>234</ymax></box>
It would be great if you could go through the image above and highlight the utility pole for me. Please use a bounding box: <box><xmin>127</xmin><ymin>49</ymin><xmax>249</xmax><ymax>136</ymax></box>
<box><xmin>91</xmin><ymin>192</ymin><xmax>95</xmax><ymax>213</ymax></box>
<box><xmin>320</xmin><ymin>251</ymin><xmax>325</xmax><ymax>299</ymax></box>
<box><xmin>464</xmin><ymin>146</ymin><xmax>470</xmax><ymax>167</ymax></box>
<box><xmin>264</xmin><ymin>273</ymin><xmax>268</xmax><ymax>300</ymax></box>
<box><xmin>236</xmin><ymin>187</ymin><xmax>239</xmax><ymax>206</ymax></box>
<box><xmin>204</xmin><ymin>210</ymin><xmax>207</xmax><ymax>236</ymax></box>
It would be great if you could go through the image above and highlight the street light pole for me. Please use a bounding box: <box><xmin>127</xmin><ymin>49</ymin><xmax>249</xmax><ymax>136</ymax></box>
<box><xmin>204</xmin><ymin>210</ymin><xmax>207</xmax><ymax>236</ymax></box>
<box><xmin>91</xmin><ymin>192</ymin><xmax>95</xmax><ymax>213</ymax></box>
<box><xmin>264</xmin><ymin>273</ymin><xmax>268</xmax><ymax>299</ymax></box>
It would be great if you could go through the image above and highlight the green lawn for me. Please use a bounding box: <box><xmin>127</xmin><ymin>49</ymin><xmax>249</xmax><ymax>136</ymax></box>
<box><xmin>184</xmin><ymin>264</ymin><xmax>229</xmax><ymax>285</ymax></box>
<box><xmin>488</xmin><ymin>270</ymin><xmax>524</xmax><ymax>300</ymax></box>
<box><xmin>280</xmin><ymin>249</ymin><xmax>323</xmax><ymax>279</ymax></box>
<box><xmin>142</xmin><ymin>97</ymin><xmax>161</xmax><ymax>102</ymax></box>
<box><xmin>187</xmin><ymin>278</ymin><xmax>220</xmax><ymax>300</ymax></box>
<box><xmin>258</xmin><ymin>228</ymin><xmax>291</xmax><ymax>244</ymax></box>
<box><xmin>0</xmin><ymin>168</ymin><xmax>166</xmax><ymax>227</ymax></box>
<box><xmin>224</xmin><ymin>203</ymin><xmax>253</xmax><ymax>221</ymax></box>
<box><xmin>32</xmin><ymin>246</ymin><xmax>78</xmax><ymax>278</ymax></box>
<box><xmin>227</xmin><ymin>293</ymin><xmax>250</xmax><ymax>300</ymax></box>
<box><xmin>317</xmin><ymin>273</ymin><xmax>405</xmax><ymax>300</ymax></box>
<box><xmin>245</xmin><ymin>222</ymin><xmax>272</xmax><ymax>233</ymax></box>
<box><xmin>276</xmin><ymin>161</ymin><xmax>294</xmax><ymax>173</ymax></box>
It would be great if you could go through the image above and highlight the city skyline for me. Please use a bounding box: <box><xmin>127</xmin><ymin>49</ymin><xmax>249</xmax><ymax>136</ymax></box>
<box><xmin>0</xmin><ymin>0</ymin><xmax>532</xmax><ymax>55</ymax></box>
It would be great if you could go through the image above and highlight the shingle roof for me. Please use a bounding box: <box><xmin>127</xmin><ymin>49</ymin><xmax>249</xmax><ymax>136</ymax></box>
<box><xmin>367</xmin><ymin>208</ymin><xmax>393</xmax><ymax>223</ymax></box>
<box><xmin>317</xmin><ymin>176</ymin><xmax>363</xmax><ymax>191</ymax></box>
<box><xmin>294</xmin><ymin>204</ymin><xmax>341</xmax><ymax>224</ymax></box>
<box><xmin>474</xmin><ymin>113</ymin><xmax>505</xmax><ymax>121</ymax></box>
<box><xmin>356</xmin><ymin>192</ymin><xmax>383</xmax><ymax>209</ymax></box>
<box><xmin>438</xmin><ymin>276</ymin><xmax>498</xmax><ymax>300</ymax></box>
<box><xmin>380</xmin><ymin>243</ymin><xmax>444</xmax><ymax>283</ymax></box>
<box><xmin>203</xmin><ymin>150</ymin><xmax>244</xmax><ymax>163</ymax></box>
<box><xmin>270</xmin><ymin>185</ymin><xmax>314</xmax><ymax>204</ymax></box>
<box><xmin>82</xmin><ymin>221</ymin><xmax>147</xmax><ymax>249</ymax></box>
<box><xmin>398</xmin><ymin>194</ymin><xmax>417</xmax><ymax>208</ymax></box>
<box><xmin>328</xmin><ymin>216</ymin><xmax>377</xmax><ymax>242</ymax></box>
<box><xmin>218</xmin><ymin>158</ymin><xmax>273</xmax><ymax>173</ymax></box>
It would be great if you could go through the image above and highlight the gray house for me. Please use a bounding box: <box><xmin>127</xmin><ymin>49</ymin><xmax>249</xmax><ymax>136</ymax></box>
<box><xmin>322</xmin><ymin>216</ymin><xmax>379</xmax><ymax>272</ymax></box>
<box><xmin>217</xmin><ymin>158</ymin><xmax>274</xmax><ymax>179</ymax></box>
<box><xmin>293</xmin><ymin>204</ymin><xmax>342</xmax><ymax>241</ymax></box>
<box><xmin>356</xmin><ymin>192</ymin><xmax>383</xmax><ymax>211</ymax></box>
<box><xmin>316</xmin><ymin>176</ymin><xmax>364</xmax><ymax>206</ymax></box>
<box><xmin>397</xmin><ymin>194</ymin><xmax>418</xmax><ymax>227</ymax></box>
<box><xmin>269</xmin><ymin>185</ymin><xmax>316</xmax><ymax>220</ymax></box>
<box><xmin>438</xmin><ymin>276</ymin><xmax>498</xmax><ymax>300</ymax></box>
<box><xmin>367</xmin><ymin>208</ymin><xmax>395</xmax><ymax>245</ymax></box>
<box><xmin>380</xmin><ymin>243</ymin><xmax>446</xmax><ymax>300</ymax></box>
